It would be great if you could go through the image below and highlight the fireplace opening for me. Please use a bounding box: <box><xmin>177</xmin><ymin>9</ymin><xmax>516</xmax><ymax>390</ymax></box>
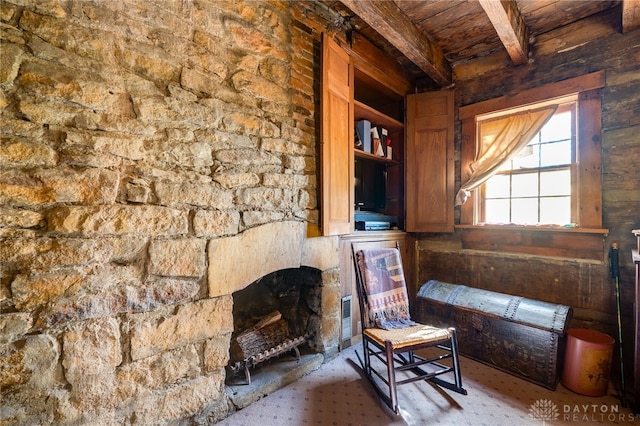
<box><xmin>226</xmin><ymin>266</ymin><xmax>323</xmax><ymax>386</ymax></box>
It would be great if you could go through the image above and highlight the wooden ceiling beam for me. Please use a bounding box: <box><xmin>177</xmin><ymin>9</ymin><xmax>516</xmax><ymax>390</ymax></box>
<box><xmin>622</xmin><ymin>0</ymin><xmax>640</xmax><ymax>33</ymax></box>
<box><xmin>339</xmin><ymin>0</ymin><xmax>452</xmax><ymax>87</ymax></box>
<box><xmin>478</xmin><ymin>0</ymin><xmax>530</xmax><ymax>65</ymax></box>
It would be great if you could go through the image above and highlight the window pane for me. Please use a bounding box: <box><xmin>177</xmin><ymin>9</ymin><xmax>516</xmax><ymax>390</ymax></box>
<box><xmin>485</xmin><ymin>174</ymin><xmax>510</xmax><ymax>198</ymax></box>
<box><xmin>511</xmin><ymin>173</ymin><xmax>538</xmax><ymax>197</ymax></box>
<box><xmin>512</xmin><ymin>144</ymin><xmax>539</xmax><ymax>169</ymax></box>
<box><xmin>540</xmin><ymin>111</ymin><xmax>572</xmax><ymax>142</ymax></box>
<box><xmin>496</xmin><ymin>157</ymin><xmax>514</xmax><ymax>172</ymax></box>
<box><xmin>540</xmin><ymin>170</ymin><xmax>570</xmax><ymax>196</ymax></box>
<box><xmin>540</xmin><ymin>197</ymin><xmax>571</xmax><ymax>225</ymax></box>
<box><xmin>540</xmin><ymin>140</ymin><xmax>571</xmax><ymax>167</ymax></box>
<box><xmin>511</xmin><ymin>198</ymin><xmax>538</xmax><ymax>224</ymax></box>
<box><xmin>485</xmin><ymin>199</ymin><xmax>510</xmax><ymax>223</ymax></box>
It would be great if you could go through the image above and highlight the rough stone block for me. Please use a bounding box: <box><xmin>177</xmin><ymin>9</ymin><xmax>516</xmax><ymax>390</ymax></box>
<box><xmin>0</xmin><ymin>237</ymin><xmax>147</xmax><ymax>271</ymax></box>
<box><xmin>65</xmin><ymin>131</ymin><xmax>146</xmax><ymax>161</ymax></box>
<box><xmin>220</xmin><ymin>112</ymin><xmax>262</xmax><ymax>136</ymax></box>
<box><xmin>0</xmin><ymin>334</ymin><xmax>60</xmax><ymax>394</ymax></box>
<box><xmin>241</xmin><ymin>210</ymin><xmax>285</xmax><ymax>228</ymax></box>
<box><xmin>231</xmin><ymin>71</ymin><xmax>288</xmax><ymax>104</ymax></box>
<box><xmin>130</xmin><ymin>297</ymin><xmax>233</xmax><ymax>361</ymax></box>
<box><xmin>149</xmin><ymin>140</ymin><xmax>214</xmax><ymax>172</ymax></box>
<box><xmin>63</xmin><ymin>317</ymin><xmax>122</xmax><ymax>373</ymax></box>
<box><xmin>40</xmin><ymin>276</ymin><xmax>200</xmax><ymax>327</ymax></box>
<box><xmin>116</xmin><ymin>345</ymin><xmax>201</xmax><ymax>399</ymax></box>
<box><xmin>298</xmin><ymin>187</ymin><xmax>316</xmax><ymax>209</ymax></box>
<box><xmin>215</xmin><ymin>148</ymin><xmax>281</xmax><ymax>167</ymax></box>
<box><xmin>0</xmin><ymin>207</ymin><xmax>43</xmax><ymax>228</ymax></box>
<box><xmin>148</xmin><ymin>238</ymin><xmax>206</xmax><ymax>277</ymax></box>
<box><xmin>282</xmin><ymin>154</ymin><xmax>308</xmax><ymax>172</ymax></box>
<box><xmin>212</xmin><ymin>172</ymin><xmax>260</xmax><ymax>189</ymax></box>
<box><xmin>11</xmin><ymin>272</ymin><xmax>83</xmax><ymax>310</ymax></box>
<box><xmin>131</xmin><ymin>373</ymin><xmax>226</xmax><ymax>424</ymax></box>
<box><xmin>0</xmin><ymin>138</ymin><xmax>58</xmax><ymax>168</ymax></box>
<box><xmin>62</xmin><ymin>318</ymin><xmax>121</xmax><ymax>411</ymax></box>
<box><xmin>225</xmin><ymin>19</ymin><xmax>286</xmax><ymax>61</ymax></box>
<box><xmin>0</xmin><ymin>42</ymin><xmax>23</xmax><ymax>84</ymax></box>
<box><xmin>193</xmin><ymin>210</ymin><xmax>240</xmax><ymax>238</ymax></box>
<box><xmin>18</xmin><ymin>96</ymin><xmax>81</xmax><ymax>126</ymax></box>
<box><xmin>203</xmin><ymin>335</ymin><xmax>232</xmax><ymax>372</ymax></box>
<box><xmin>0</xmin><ymin>312</ymin><xmax>33</xmax><ymax>344</ymax></box>
<box><xmin>155</xmin><ymin>181</ymin><xmax>234</xmax><ymax>209</ymax></box>
<box><xmin>262</xmin><ymin>173</ymin><xmax>308</xmax><ymax>188</ymax></box>
<box><xmin>46</xmin><ymin>205</ymin><xmax>189</xmax><ymax>236</ymax></box>
<box><xmin>261</xmin><ymin>137</ymin><xmax>310</xmax><ymax>155</ymax></box>
<box><xmin>0</xmin><ymin>167</ymin><xmax>119</xmax><ymax>207</ymax></box>
<box><xmin>235</xmin><ymin>187</ymin><xmax>295</xmax><ymax>210</ymax></box>
<box><xmin>181</xmin><ymin>66</ymin><xmax>222</xmax><ymax>97</ymax></box>
<box><xmin>114</xmin><ymin>41</ymin><xmax>181</xmax><ymax>83</ymax></box>
<box><xmin>125</xmin><ymin>180</ymin><xmax>152</xmax><ymax>203</ymax></box>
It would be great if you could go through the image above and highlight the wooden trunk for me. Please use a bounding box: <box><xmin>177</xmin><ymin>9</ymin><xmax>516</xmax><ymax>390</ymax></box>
<box><xmin>415</xmin><ymin>280</ymin><xmax>573</xmax><ymax>389</ymax></box>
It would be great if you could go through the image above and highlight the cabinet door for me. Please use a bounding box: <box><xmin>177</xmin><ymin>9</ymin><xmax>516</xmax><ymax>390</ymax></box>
<box><xmin>321</xmin><ymin>34</ymin><xmax>354</xmax><ymax>236</ymax></box>
<box><xmin>405</xmin><ymin>90</ymin><xmax>454</xmax><ymax>232</ymax></box>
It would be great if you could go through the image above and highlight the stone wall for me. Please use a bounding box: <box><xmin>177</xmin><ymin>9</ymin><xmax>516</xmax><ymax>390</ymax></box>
<box><xmin>0</xmin><ymin>1</ymin><xmax>339</xmax><ymax>424</ymax></box>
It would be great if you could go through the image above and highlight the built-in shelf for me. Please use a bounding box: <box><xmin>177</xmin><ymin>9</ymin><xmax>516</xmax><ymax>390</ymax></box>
<box><xmin>354</xmin><ymin>100</ymin><xmax>403</xmax><ymax>130</ymax></box>
<box><xmin>354</xmin><ymin>149</ymin><xmax>399</xmax><ymax>164</ymax></box>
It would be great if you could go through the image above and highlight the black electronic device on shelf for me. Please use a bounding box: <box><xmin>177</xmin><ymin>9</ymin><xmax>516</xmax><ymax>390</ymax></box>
<box><xmin>354</xmin><ymin>158</ymin><xmax>386</xmax><ymax>211</ymax></box>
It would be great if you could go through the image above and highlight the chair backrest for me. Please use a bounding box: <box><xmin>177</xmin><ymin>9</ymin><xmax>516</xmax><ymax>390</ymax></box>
<box><xmin>352</xmin><ymin>247</ymin><xmax>415</xmax><ymax>330</ymax></box>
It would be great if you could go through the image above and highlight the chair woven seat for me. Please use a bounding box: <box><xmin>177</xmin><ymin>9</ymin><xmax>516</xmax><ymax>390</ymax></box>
<box><xmin>365</xmin><ymin>325</ymin><xmax>451</xmax><ymax>349</ymax></box>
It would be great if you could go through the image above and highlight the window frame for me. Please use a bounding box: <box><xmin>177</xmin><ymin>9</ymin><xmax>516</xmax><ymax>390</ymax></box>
<box><xmin>457</xmin><ymin>72</ymin><xmax>608</xmax><ymax>260</ymax></box>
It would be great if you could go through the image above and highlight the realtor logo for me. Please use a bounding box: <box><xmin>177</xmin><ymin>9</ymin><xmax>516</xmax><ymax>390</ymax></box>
<box><xmin>529</xmin><ymin>399</ymin><xmax>560</xmax><ymax>425</ymax></box>
<box><xmin>529</xmin><ymin>400</ymin><xmax>636</xmax><ymax>423</ymax></box>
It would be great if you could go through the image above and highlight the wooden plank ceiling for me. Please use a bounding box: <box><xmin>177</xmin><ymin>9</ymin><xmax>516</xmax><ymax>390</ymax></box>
<box><xmin>325</xmin><ymin>0</ymin><xmax>639</xmax><ymax>87</ymax></box>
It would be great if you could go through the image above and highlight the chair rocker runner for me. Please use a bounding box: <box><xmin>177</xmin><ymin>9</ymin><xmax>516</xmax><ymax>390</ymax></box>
<box><xmin>352</xmin><ymin>246</ymin><xmax>467</xmax><ymax>414</ymax></box>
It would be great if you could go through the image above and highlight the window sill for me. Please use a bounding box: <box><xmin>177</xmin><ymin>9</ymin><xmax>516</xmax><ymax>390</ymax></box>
<box><xmin>455</xmin><ymin>225</ymin><xmax>609</xmax><ymax>261</ymax></box>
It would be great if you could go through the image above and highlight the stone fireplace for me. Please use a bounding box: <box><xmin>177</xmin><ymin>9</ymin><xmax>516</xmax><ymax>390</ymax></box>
<box><xmin>207</xmin><ymin>221</ymin><xmax>341</xmax><ymax>405</ymax></box>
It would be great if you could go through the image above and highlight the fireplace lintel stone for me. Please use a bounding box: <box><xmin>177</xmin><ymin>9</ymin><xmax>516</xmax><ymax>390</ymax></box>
<box><xmin>207</xmin><ymin>221</ymin><xmax>338</xmax><ymax>298</ymax></box>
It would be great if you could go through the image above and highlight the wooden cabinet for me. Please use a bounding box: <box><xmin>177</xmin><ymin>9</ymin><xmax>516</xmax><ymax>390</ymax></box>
<box><xmin>321</xmin><ymin>34</ymin><xmax>454</xmax><ymax>236</ymax></box>
<box><xmin>339</xmin><ymin>231</ymin><xmax>412</xmax><ymax>346</ymax></box>
<box><xmin>320</xmin><ymin>34</ymin><xmax>454</xmax><ymax>343</ymax></box>
<box><xmin>321</xmin><ymin>34</ymin><xmax>406</xmax><ymax>236</ymax></box>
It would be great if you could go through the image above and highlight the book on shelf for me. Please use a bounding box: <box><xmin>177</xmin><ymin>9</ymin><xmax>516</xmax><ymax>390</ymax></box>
<box><xmin>356</xmin><ymin>120</ymin><xmax>371</xmax><ymax>152</ymax></box>
<box><xmin>372</xmin><ymin>126</ymin><xmax>387</xmax><ymax>157</ymax></box>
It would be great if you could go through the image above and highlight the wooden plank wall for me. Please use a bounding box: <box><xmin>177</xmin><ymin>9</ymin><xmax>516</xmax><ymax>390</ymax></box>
<box><xmin>415</xmin><ymin>7</ymin><xmax>640</xmax><ymax>369</ymax></box>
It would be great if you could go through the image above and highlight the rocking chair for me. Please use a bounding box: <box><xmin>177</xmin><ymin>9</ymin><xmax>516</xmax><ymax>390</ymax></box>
<box><xmin>352</xmin><ymin>246</ymin><xmax>467</xmax><ymax>414</ymax></box>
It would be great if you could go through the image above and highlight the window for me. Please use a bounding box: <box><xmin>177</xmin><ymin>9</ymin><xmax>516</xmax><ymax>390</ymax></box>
<box><xmin>457</xmin><ymin>72</ymin><xmax>607</xmax><ymax>260</ymax></box>
<box><xmin>480</xmin><ymin>101</ymin><xmax>576</xmax><ymax>226</ymax></box>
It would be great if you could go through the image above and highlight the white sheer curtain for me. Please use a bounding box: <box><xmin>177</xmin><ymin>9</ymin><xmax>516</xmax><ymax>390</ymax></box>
<box><xmin>455</xmin><ymin>105</ymin><xmax>558</xmax><ymax>206</ymax></box>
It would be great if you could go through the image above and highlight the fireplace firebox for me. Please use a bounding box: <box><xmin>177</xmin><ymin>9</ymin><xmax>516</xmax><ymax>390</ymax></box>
<box><xmin>227</xmin><ymin>267</ymin><xmax>322</xmax><ymax>384</ymax></box>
